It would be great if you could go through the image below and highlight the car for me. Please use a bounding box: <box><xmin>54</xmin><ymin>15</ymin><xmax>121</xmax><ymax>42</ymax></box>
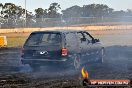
<box><xmin>21</xmin><ymin>30</ymin><xmax>104</xmax><ymax>70</ymax></box>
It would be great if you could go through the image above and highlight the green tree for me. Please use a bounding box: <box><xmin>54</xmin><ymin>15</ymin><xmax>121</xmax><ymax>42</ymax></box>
<box><xmin>82</xmin><ymin>4</ymin><xmax>113</xmax><ymax>17</ymax></box>
<box><xmin>111</xmin><ymin>10</ymin><xmax>126</xmax><ymax>17</ymax></box>
<box><xmin>35</xmin><ymin>8</ymin><xmax>47</xmax><ymax>27</ymax></box>
<box><xmin>0</xmin><ymin>3</ymin><xmax>33</xmax><ymax>28</ymax></box>
<box><xmin>62</xmin><ymin>5</ymin><xmax>82</xmax><ymax>18</ymax></box>
<box><xmin>35</xmin><ymin>8</ymin><xmax>44</xmax><ymax>18</ymax></box>
<box><xmin>26</xmin><ymin>11</ymin><xmax>35</xmax><ymax>27</ymax></box>
<box><xmin>48</xmin><ymin>2</ymin><xmax>61</xmax><ymax>18</ymax></box>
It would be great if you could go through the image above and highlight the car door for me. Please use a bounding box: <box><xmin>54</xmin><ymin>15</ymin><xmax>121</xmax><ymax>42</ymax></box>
<box><xmin>65</xmin><ymin>32</ymin><xmax>79</xmax><ymax>55</ymax></box>
<box><xmin>83</xmin><ymin>32</ymin><xmax>101</xmax><ymax>56</ymax></box>
<box><xmin>76</xmin><ymin>32</ymin><xmax>91</xmax><ymax>63</ymax></box>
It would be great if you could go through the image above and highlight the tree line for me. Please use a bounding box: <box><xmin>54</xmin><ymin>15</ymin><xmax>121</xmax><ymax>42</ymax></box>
<box><xmin>0</xmin><ymin>2</ymin><xmax>132</xmax><ymax>28</ymax></box>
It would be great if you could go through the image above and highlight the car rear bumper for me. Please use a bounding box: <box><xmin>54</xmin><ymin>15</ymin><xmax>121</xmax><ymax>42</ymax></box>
<box><xmin>21</xmin><ymin>58</ymin><xmax>72</xmax><ymax>66</ymax></box>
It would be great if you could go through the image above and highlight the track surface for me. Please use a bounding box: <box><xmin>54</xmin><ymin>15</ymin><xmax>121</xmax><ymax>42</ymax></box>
<box><xmin>0</xmin><ymin>46</ymin><xmax>132</xmax><ymax>88</ymax></box>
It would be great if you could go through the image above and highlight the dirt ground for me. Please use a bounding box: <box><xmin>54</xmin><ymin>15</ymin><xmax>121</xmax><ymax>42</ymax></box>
<box><xmin>0</xmin><ymin>46</ymin><xmax>132</xmax><ymax>88</ymax></box>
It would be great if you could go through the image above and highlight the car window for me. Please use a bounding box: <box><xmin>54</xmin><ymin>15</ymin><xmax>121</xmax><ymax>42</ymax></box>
<box><xmin>65</xmin><ymin>32</ymin><xmax>77</xmax><ymax>46</ymax></box>
<box><xmin>77</xmin><ymin>32</ymin><xmax>84</xmax><ymax>39</ymax></box>
<box><xmin>25</xmin><ymin>33</ymin><xmax>61</xmax><ymax>46</ymax></box>
<box><xmin>76</xmin><ymin>32</ymin><xmax>85</xmax><ymax>43</ymax></box>
<box><xmin>25</xmin><ymin>33</ymin><xmax>42</xmax><ymax>46</ymax></box>
<box><xmin>83</xmin><ymin>32</ymin><xmax>93</xmax><ymax>41</ymax></box>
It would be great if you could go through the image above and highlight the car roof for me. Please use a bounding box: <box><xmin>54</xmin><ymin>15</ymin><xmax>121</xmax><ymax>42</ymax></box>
<box><xmin>32</xmin><ymin>29</ymin><xmax>86</xmax><ymax>34</ymax></box>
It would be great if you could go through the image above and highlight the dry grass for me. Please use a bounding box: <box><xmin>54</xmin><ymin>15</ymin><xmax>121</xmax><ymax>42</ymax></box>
<box><xmin>0</xmin><ymin>33</ymin><xmax>29</xmax><ymax>47</ymax></box>
<box><xmin>1</xmin><ymin>29</ymin><xmax>132</xmax><ymax>47</ymax></box>
<box><xmin>7</xmin><ymin>37</ymin><xmax>26</xmax><ymax>47</ymax></box>
<box><xmin>1</xmin><ymin>24</ymin><xmax>132</xmax><ymax>33</ymax></box>
<box><xmin>7</xmin><ymin>37</ymin><xmax>27</xmax><ymax>47</ymax></box>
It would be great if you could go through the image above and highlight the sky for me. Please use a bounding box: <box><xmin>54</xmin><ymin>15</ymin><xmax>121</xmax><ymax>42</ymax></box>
<box><xmin>1</xmin><ymin>0</ymin><xmax>132</xmax><ymax>13</ymax></box>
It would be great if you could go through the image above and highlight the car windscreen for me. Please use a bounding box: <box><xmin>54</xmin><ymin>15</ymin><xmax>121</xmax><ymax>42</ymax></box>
<box><xmin>25</xmin><ymin>32</ymin><xmax>62</xmax><ymax>46</ymax></box>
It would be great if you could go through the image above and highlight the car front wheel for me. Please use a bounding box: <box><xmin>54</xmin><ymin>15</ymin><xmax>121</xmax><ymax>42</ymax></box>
<box><xmin>73</xmin><ymin>54</ymin><xmax>81</xmax><ymax>70</ymax></box>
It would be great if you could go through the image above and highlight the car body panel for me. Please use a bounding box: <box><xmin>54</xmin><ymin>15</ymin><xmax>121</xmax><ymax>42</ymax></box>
<box><xmin>21</xmin><ymin>30</ymin><xmax>104</xmax><ymax>66</ymax></box>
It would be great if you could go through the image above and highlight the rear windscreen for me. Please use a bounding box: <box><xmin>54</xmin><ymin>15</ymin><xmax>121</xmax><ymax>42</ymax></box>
<box><xmin>25</xmin><ymin>32</ymin><xmax>61</xmax><ymax>46</ymax></box>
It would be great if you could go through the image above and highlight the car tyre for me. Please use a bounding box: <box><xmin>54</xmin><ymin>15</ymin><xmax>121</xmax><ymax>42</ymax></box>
<box><xmin>73</xmin><ymin>54</ymin><xmax>81</xmax><ymax>70</ymax></box>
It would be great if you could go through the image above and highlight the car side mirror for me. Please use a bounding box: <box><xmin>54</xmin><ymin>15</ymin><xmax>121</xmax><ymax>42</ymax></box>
<box><xmin>94</xmin><ymin>39</ymin><xmax>100</xmax><ymax>43</ymax></box>
<box><xmin>92</xmin><ymin>39</ymin><xmax>100</xmax><ymax>43</ymax></box>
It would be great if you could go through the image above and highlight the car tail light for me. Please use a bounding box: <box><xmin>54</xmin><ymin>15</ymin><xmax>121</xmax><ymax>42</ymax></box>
<box><xmin>61</xmin><ymin>48</ymin><xmax>68</xmax><ymax>56</ymax></box>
